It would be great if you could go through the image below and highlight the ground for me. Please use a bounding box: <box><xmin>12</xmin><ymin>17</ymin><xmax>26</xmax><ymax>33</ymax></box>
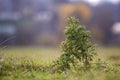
<box><xmin>0</xmin><ymin>46</ymin><xmax>120</xmax><ymax>80</ymax></box>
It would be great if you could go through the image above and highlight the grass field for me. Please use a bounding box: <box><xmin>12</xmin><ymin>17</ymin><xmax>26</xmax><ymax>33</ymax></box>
<box><xmin>0</xmin><ymin>47</ymin><xmax>61</xmax><ymax>63</ymax></box>
<box><xmin>0</xmin><ymin>46</ymin><xmax>120</xmax><ymax>80</ymax></box>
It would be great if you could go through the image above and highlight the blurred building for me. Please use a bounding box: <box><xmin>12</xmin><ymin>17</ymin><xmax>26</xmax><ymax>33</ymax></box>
<box><xmin>0</xmin><ymin>0</ymin><xmax>120</xmax><ymax>46</ymax></box>
<box><xmin>0</xmin><ymin>0</ymin><xmax>21</xmax><ymax>45</ymax></box>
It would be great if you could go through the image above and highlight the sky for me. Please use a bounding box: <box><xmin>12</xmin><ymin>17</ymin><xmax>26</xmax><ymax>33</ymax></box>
<box><xmin>86</xmin><ymin>0</ymin><xmax>120</xmax><ymax>5</ymax></box>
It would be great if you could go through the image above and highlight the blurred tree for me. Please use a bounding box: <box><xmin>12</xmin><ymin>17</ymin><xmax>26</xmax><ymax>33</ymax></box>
<box><xmin>57</xmin><ymin>3</ymin><xmax>92</xmax><ymax>42</ymax></box>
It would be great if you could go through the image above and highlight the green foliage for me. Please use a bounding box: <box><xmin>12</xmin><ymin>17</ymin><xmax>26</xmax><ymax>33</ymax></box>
<box><xmin>52</xmin><ymin>17</ymin><xmax>96</xmax><ymax>72</ymax></box>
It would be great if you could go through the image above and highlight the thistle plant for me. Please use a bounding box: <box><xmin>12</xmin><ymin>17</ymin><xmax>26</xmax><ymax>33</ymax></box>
<box><xmin>52</xmin><ymin>17</ymin><xmax>96</xmax><ymax>72</ymax></box>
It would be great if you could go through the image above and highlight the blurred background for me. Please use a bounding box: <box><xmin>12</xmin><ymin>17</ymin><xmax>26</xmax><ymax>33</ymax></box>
<box><xmin>0</xmin><ymin>0</ymin><xmax>120</xmax><ymax>47</ymax></box>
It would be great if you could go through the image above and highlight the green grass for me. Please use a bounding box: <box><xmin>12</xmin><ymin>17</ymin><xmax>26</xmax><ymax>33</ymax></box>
<box><xmin>1</xmin><ymin>46</ymin><xmax>120</xmax><ymax>63</ymax></box>
<box><xmin>0</xmin><ymin>46</ymin><xmax>120</xmax><ymax>80</ymax></box>
<box><xmin>0</xmin><ymin>47</ymin><xmax>61</xmax><ymax>62</ymax></box>
<box><xmin>97</xmin><ymin>47</ymin><xmax>120</xmax><ymax>64</ymax></box>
